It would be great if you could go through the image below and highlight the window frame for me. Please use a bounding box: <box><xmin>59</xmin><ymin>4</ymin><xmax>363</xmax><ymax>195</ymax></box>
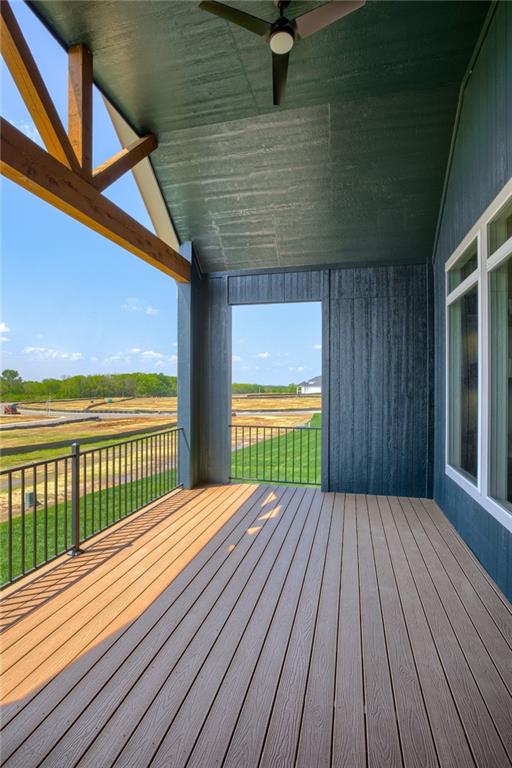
<box><xmin>445</xmin><ymin>178</ymin><xmax>512</xmax><ymax>533</ymax></box>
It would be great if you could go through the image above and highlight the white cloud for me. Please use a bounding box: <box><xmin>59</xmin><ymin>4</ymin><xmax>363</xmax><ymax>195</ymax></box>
<box><xmin>0</xmin><ymin>322</ymin><xmax>10</xmax><ymax>334</ymax></box>
<box><xmin>289</xmin><ymin>366</ymin><xmax>305</xmax><ymax>372</ymax></box>
<box><xmin>129</xmin><ymin>347</ymin><xmax>142</xmax><ymax>354</ymax></box>
<box><xmin>232</xmin><ymin>355</ymin><xmax>243</xmax><ymax>362</ymax></box>
<box><xmin>121</xmin><ymin>298</ymin><xmax>160</xmax><ymax>316</ymax></box>
<box><xmin>314</xmin><ymin>344</ymin><xmax>322</xmax><ymax>350</ymax></box>
<box><xmin>169</xmin><ymin>354</ymin><xmax>178</xmax><ymax>364</ymax></box>
<box><xmin>0</xmin><ymin>337</ymin><xmax>9</xmax><ymax>343</ymax></box>
<box><xmin>141</xmin><ymin>350</ymin><xmax>165</xmax><ymax>359</ymax></box>
<box><xmin>23</xmin><ymin>346</ymin><xmax>83</xmax><ymax>361</ymax></box>
<box><xmin>257</xmin><ymin>352</ymin><xmax>270</xmax><ymax>359</ymax></box>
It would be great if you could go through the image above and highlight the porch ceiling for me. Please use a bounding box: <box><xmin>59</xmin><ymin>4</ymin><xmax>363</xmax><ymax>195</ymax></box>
<box><xmin>31</xmin><ymin>0</ymin><xmax>489</xmax><ymax>273</ymax></box>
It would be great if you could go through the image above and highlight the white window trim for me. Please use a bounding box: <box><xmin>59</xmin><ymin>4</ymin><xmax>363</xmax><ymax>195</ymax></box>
<box><xmin>445</xmin><ymin>177</ymin><xmax>512</xmax><ymax>533</ymax></box>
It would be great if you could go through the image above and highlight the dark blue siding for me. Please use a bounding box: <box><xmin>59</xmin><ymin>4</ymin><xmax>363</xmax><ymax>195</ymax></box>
<box><xmin>228</xmin><ymin>263</ymin><xmax>432</xmax><ymax>498</ymax></box>
<box><xmin>433</xmin><ymin>2</ymin><xmax>512</xmax><ymax>600</ymax></box>
<box><xmin>328</xmin><ymin>264</ymin><xmax>431</xmax><ymax>497</ymax></box>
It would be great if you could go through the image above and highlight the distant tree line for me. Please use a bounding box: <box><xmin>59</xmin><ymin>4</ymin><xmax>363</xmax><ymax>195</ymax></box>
<box><xmin>1</xmin><ymin>370</ymin><xmax>298</xmax><ymax>402</ymax></box>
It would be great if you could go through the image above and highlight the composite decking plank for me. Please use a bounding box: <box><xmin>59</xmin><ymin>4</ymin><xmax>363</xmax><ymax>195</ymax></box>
<box><xmin>295</xmin><ymin>492</ymin><xmax>344</xmax><ymax>768</ymax></box>
<box><xmin>404</xmin><ymin>498</ymin><xmax>512</xmax><ymax>761</ymax></box>
<box><xmin>421</xmin><ymin>499</ymin><xmax>512</xmax><ymax>643</ymax></box>
<box><xmin>1</xmin><ymin>484</ymin><xmax>275</xmax><ymax>765</ymax></box>
<box><xmin>0</xmin><ymin>487</ymin><xmax>202</xmax><ymax>631</ymax></box>
<box><xmin>392</xmin><ymin>497</ymin><xmax>510</xmax><ymax>768</ymax></box>
<box><xmin>16</xmin><ymin>485</ymin><xmax>294</xmax><ymax>768</ymax></box>
<box><xmin>102</xmin><ymin>486</ymin><xmax>306</xmax><ymax>768</ymax></box>
<box><xmin>0</xmin><ymin>485</ymin><xmax>231</xmax><ymax>654</ymax></box>
<box><xmin>1</xmin><ymin>488</ymin><xmax>510</xmax><ymax>768</ymax></box>
<box><xmin>366</xmin><ymin>495</ymin><xmax>438</xmax><ymax>768</ymax></box>
<box><xmin>159</xmin><ymin>489</ymin><xmax>327</xmax><ymax>768</ymax></box>
<box><xmin>220</xmin><ymin>491</ymin><xmax>329</xmax><ymax>768</ymax></box>
<box><xmin>379</xmin><ymin>497</ymin><xmax>475</xmax><ymax>768</ymax></box>
<box><xmin>0</xmin><ymin>482</ymin><xmax>239</xmax><ymax>674</ymax></box>
<box><xmin>66</xmin><ymin>486</ymin><xmax>303</xmax><ymax>768</ymax></box>
<box><xmin>357</xmin><ymin>494</ymin><xmax>403</xmax><ymax>768</ymax></box>
<box><xmin>413</xmin><ymin>500</ymin><xmax>512</xmax><ymax>687</ymax></box>
<box><xmin>258</xmin><ymin>491</ymin><xmax>335</xmax><ymax>768</ymax></box>
<box><xmin>332</xmin><ymin>493</ymin><xmax>366</xmax><ymax>768</ymax></box>
<box><xmin>1</xmin><ymin>483</ymin><xmax>249</xmax><ymax>705</ymax></box>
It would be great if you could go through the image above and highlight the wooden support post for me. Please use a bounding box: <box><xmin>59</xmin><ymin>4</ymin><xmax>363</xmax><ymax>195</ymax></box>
<box><xmin>68</xmin><ymin>44</ymin><xmax>93</xmax><ymax>177</ymax></box>
<box><xmin>0</xmin><ymin>1</ymin><xmax>79</xmax><ymax>171</ymax></box>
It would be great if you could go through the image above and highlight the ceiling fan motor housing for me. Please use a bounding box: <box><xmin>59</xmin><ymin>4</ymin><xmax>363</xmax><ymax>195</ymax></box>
<box><xmin>269</xmin><ymin>16</ymin><xmax>295</xmax><ymax>54</ymax></box>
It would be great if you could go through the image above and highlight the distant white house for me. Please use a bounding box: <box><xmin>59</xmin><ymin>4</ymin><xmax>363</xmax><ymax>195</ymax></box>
<box><xmin>297</xmin><ymin>376</ymin><xmax>322</xmax><ymax>395</ymax></box>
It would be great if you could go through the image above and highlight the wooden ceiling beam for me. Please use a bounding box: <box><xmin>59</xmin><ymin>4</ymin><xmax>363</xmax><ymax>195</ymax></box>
<box><xmin>93</xmin><ymin>134</ymin><xmax>158</xmax><ymax>192</ymax></box>
<box><xmin>0</xmin><ymin>118</ymin><xmax>190</xmax><ymax>283</ymax></box>
<box><xmin>0</xmin><ymin>1</ymin><xmax>79</xmax><ymax>172</ymax></box>
<box><xmin>68</xmin><ymin>44</ymin><xmax>93</xmax><ymax>177</ymax></box>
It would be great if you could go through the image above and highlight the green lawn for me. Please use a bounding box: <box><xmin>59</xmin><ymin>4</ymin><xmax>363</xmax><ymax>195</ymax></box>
<box><xmin>0</xmin><ymin>468</ymin><xmax>177</xmax><ymax>585</ymax></box>
<box><xmin>231</xmin><ymin>414</ymin><xmax>322</xmax><ymax>486</ymax></box>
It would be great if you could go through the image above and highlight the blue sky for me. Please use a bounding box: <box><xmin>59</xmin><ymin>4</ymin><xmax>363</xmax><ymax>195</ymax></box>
<box><xmin>0</xmin><ymin>1</ymin><xmax>321</xmax><ymax>386</ymax></box>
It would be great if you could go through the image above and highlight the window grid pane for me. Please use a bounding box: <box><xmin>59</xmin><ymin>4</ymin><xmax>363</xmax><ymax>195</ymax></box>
<box><xmin>488</xmin><ymin>198</ymin><xmax>512</xmax><ymax>257</ymax></box>
<box><xmin>448</xmin><ymin>241</ymin><xmax>478</xmax><ymax>293</ymax></box>
<box><xmin>448</xmin><ymin>285</ymin><xmax>478</xmax><ymax>481</ymax></box>
<box><xmin>490</xmin><ymin>256</ymin><xmax>512</xmax><ymax>511</ymax></box>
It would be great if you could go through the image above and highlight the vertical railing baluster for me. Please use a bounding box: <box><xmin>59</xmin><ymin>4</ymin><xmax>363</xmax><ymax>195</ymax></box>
<box><xmin>82</xmin><ymin>452</ymin><xmax>87</xmax><ymax>538</ymax></box>
<box><xmin>118</xmin><ymin>443</ymin><xmax>122</xmax><ymax>519</ymax></box>
<box><xmin>64</xmin><ymin>458</ymin><xmax>68</xmax><ymax>550</ymax></box>
<box><xmin>105</xmin><ymin>447</ymin><xmax>110</xmax><ymax>526</ymax></box>
<box><xmin>21</xmin><ymin>468</ymin><xmax>25</xmax><ymax>575</ymax></box>
<box><xmin>71</xmin><ymin>442</ymin><xmax>81</xmax><ymax>556</ymax></box>
<box><xmin>8</xmin><ymin>472</ymin><xmax>13</xmax><ymax>582</ymax></box>
<box><xmin>54</xmin><ymin>460</ymin><xmax>58</xmax><ymax>554</ymax></box>
<box><xmin>130</xmin><ymin>440</ymin><xmax>133</xmax><ymax>513</ymax></box>
<box><xmin>44</xmin><ymin>463</ymin><xmax>48</xmax><ymax>562</ymax></box>
<box><xmin>124</xmin><ymin>442</ymin><xmax>128</xmax><ymax>518</ymax></box>
<box><xmin>32</xmin><ymin>465</ymin><xmax>37</xmax><ymax>569</ymax></box>
<box><xmin>91</xmin><ymin>451</ymin><xmax>95</xmax><ymax>533</ymax></box>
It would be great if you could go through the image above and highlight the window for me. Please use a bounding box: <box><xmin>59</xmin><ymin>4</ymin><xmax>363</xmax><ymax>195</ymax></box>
<box><xmin>489</xmin><ymin>255</ymin><xmax>512</xmax><ymax>511</ymax></box>
<box><xmin>448</xmin><ymin>284</ymin><xmax>478</xmax><ymax>481</ymax></box>
<box><xmin>445</xmin><ymin>180</ymin><xmax>512</xmax><ymax>530</ymax></box>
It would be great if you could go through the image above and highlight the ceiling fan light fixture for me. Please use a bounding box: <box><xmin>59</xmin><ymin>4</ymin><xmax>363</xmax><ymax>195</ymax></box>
<box><xmin>269</xmin><ymin>28</ymin><xmax>294</xmax><ymax>55</ymax></box>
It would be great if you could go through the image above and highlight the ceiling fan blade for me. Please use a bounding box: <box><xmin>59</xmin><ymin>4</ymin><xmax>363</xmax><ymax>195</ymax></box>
<box><xmin>292</xmin><ymin>0</ymin><xmax>365</xmax><ymax>40</ymax></box>
<box><xmin>272</xmin><ymin>51</ymin><xmax>289</xmax><ymax>106</ymax></box>
<box><xmin>199</xmin><ymin>1</ymin><xmax>270</xmax><ymax>37</ymax></box>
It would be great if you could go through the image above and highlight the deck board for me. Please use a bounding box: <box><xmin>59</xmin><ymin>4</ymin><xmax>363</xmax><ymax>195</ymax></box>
<box><xmin>1</xmin><ymin>485</ymin><xmax>511</xmax><ymax>768</ymax></box>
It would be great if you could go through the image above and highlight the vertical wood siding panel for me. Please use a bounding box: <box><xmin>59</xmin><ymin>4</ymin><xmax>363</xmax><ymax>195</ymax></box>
<box><xmin>224</xmin><ymin>264</ymin><xmax>430</xmax><ymax>497</ymax></box>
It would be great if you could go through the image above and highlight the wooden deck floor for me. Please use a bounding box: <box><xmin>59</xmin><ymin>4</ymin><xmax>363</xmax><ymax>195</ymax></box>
<box><xmin>1</xmin><ymin>483</ymin><xmax>511</xmax><ymax>768</ymax></box>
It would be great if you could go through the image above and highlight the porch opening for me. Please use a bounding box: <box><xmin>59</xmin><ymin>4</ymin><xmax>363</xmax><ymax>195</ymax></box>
<box><xmin>229</xmin><ymin>302</ymin><xmax>322</xmax><ymax>486</ymax></box>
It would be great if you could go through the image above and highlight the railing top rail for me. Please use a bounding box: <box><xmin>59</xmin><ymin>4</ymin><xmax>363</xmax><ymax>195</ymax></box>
<box><xmin>79</xmin><ymin>427</ymin><xmax>181</xmax><ymax>458</ymax></box>
<box><xmin>0</xmin><ymin>426</ymin><xmax>182</xmax><ymax>475</ymax></box>
<box><xmin>229</xmin><ymin>424</ymin><xmax>320</xmax><ymax>430</ymax></box>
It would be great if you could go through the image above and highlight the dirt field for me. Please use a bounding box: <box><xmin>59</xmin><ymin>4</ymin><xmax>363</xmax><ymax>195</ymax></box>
<box><xmin>21</xmin><ymin>395</ymin><xmax>321</xmax><ymax>414</ymax></box>
<box><xmin>0</xmin><ymin>414</ymin><xmax>54</xmax><ymax>423</ymax></box>
<box><xmin>92</xmin><ymin>397</ymin><xmax>178</xmax><ymax>412</ymax></box>
<box><xmin>19</xmin><ymin>398</ymin><xmax>129</xmax><ymax>412</ymax></box>
<box><xmin>1</xmin><ymin>417</ymin><xmax>176</xmax><ymax>452</ymax></box>
<box><xmin>233</xmin><ymin>395</ymin><xmax>321</xmax><ymax>411</ymax></box>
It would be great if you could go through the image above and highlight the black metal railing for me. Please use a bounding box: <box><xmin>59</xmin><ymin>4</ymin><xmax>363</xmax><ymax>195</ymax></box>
<box><xmin>230</xmin><ymin>424</ymin><xmax>321</xmax><ymax>486</ymax></box>
<box><xmin>0</xmin><ymin>428</ymin><xmax>181</xmax><ymax>586</ymax></box>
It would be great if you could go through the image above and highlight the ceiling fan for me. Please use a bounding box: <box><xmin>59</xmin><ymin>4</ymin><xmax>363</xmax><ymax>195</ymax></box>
<box><xmin>198</xmin><ymin>0</ymin><xmax>365</xmax><ymax>106</ymax></box>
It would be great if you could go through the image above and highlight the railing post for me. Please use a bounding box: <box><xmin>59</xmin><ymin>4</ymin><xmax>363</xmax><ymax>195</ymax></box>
<box><xmin>70</xmin><ymin>441</ymin><xmax>82</xmax><ymax>556</ymax></box>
